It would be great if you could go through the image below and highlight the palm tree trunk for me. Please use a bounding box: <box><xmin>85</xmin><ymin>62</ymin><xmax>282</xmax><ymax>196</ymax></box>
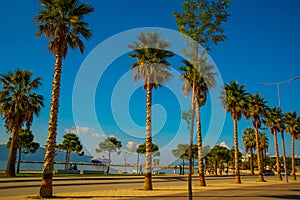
<box><xmin>291</xmin><ymin>134</ymin><xmax>296</xmax><ymax>180</ymax></box>
<box><xmin>255</xmin><ymin>127</ymin><xmax>265</xmax><ymax>182</ymax></box>
<box><xmin>195</xmin><ymin>101</ymin><xmax>206</xmax><ymax>186</ymax></box>
<box><xmin>40</xmin><ymin>54</ymin><xmax>63</xmax><ymax>198</ymax></box>
<box><xmin>144</xmin><ymin>84</ymin><xmax>153</xmax><ymax>191</ymax></box>
<box><xmin>17</xmin><ymin>147</ymin><xmax>22</xmax><ymax>174</ymax></box>
<box><xmin>233</xmin><ymin>119</ymin><xmax>241</xmax><ymax>183</ymax></box>
<box><xmin>6</xmin><ymin>126</ymin><xmax>20</xmax><ymax>176</ymax></box>
<box><xmin>250</xmin><ymin>148</ymin><xmax>254</xmax><ymax>175</ymax></box>
<box><xmin>273</xmin><ymin>129</ymin><xmax>282</xmax><ymax>180</ymax></box>
<box><xmin>107</xmin><ymin>151</ymin><xmax>111</xmax><ymax>174</ymax></box>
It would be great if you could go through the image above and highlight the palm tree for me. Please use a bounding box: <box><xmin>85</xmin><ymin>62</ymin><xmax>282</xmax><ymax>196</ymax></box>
<box><xmin>0</xmin><ymin>69</ymin><xmax>44</xmax><ymax>176</ymax></box>
<box><xmin>220</xmin><ymin>81</ymin><xmax>248</xmax><ymax>183</ymax></box>
<box><xmin>284</xmin><ymin>111</ymin><xmax>299</xmax><ymax>181</ymax></box>
<box><xmin>179</xmin><ymin>55</ymin><xmax>216</xmax><ymax>186</ymax></box>
<box><xmin>258</xmin><ymin>131</ymin><xmax>269</xmax><ymax>172</ymax></box>
<box><xmin>263</xmin><ymin>107</ymin><xmax>284</xmax><ymax>180</ymax></box>
<box><xmin>242</xmin><ymin>127</ymin><xmax>256</xmax><ymax>175</ymax></box>
<box><xmin>128</xmin><ymin>32</ymin><xmax>174</xmax><ymax>190</ymax></box>
<box><xmin>33</xmin><ymin>0</ymin><xmax>94</xmax><ymax>197</ymax></box>
<box><xmin>246</xmin><ymin>93</ymin><xmax>267</xmax><ymax>182</ymax></box>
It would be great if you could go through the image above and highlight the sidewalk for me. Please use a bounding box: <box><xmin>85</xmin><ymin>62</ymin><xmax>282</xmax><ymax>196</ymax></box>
<box><xmin>2</xmin><ymin>178</ymin><xmax>299</xmax><ymax>200</ymax></box>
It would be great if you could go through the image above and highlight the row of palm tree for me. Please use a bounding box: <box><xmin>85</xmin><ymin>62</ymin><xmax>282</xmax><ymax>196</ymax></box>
<box><xmin>1</xmin><ymin>1</ymin><xmax>298</xmax><ymax>200</ymax></box>
<box><xmin>221</xmin><ymin>81</ymin><xmax>299</xmax><ymax>183</ymax></box>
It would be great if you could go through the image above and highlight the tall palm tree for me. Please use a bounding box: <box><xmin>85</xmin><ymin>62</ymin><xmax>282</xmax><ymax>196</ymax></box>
<box><xmin>246</xmin><ymin>93</ymin><xmax>267</xmax><ymax>182</ymax></box>
<box><xmin>258</xmin><ymin>131</ymin><xmax>269</xmax><ymax>172</ymax></box>
<box><xmin>0</xmin><ymin>69</ymin><xmax>44</xmax><ymax>176</ymax></box>
<box><xmin>263</xmin><ymin>107</ymin><xmax>284</xmax><ymax>180</ymax></box>
<box><xmin>33</xmin><ymin>0</ymin><xmax>94</xmax><ymax>197</ymax></box>
<box><xmin>284</xmin><ymin>111</ymin><xmax>299</xmax><ymax>181</ymax></box>
<box><xmin>242</xmin><ymin>127</ymin><xmax>256</xmax><ymax>175</ymax></box>
<box><xmin>220</xmin><ymin>81</ymin><xmax>248</xmax><ymax>183</ymax></box>
<box><xmin>128</xmin><ymin>32</ymin><xmax>174</xmax><ymax>190</ymax></box>
<box><xmin>179</xmin><ymin>55</ymin><xmax>216</xmax><ymax>186</ymax></box>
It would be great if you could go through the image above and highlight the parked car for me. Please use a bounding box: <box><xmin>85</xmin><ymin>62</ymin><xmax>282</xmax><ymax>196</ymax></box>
<box><xmin>263</xmin><ymin>169</ymin><xmax>275</xmax><ymax>176</ymax></box>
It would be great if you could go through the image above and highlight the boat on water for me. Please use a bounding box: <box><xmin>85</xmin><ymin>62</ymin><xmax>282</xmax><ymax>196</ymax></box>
<box><xmin>91</xmin><ymin>157</ymin><xmax>109</xmax><ymax>164</ymax></box>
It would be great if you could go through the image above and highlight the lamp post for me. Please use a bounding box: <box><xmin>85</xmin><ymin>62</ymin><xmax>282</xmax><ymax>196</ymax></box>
<box><xmin>259</xmin><ymin>76</ymin><xmax>300</xmax><ymax>183</ymax></box>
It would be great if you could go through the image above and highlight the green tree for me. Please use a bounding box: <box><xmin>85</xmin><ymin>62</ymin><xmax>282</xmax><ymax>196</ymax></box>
<box><xmin>227</xmin><ymin>147</ymin><xmax>243</xmax><ymax>172</ymax></box>
<box><xmin>56</xmin><ymin>133</ymin><xmax>84</xmax><ymax>170</ymax></box>
<box><xmin>7</xmin><ymin>129</ymin><xmax>40</xmax><ymax>173</ymax></box>
<box><xmin>136</xmin><ymin>142</ymin><xmax>159</xmax><ymax>175</ymax></box>
<box><xmin>175</xmin><ymin>0</ymin><xmax>230</xmax><ymax>191</ymax></box>
<box><xmin>284</xmin><ymin>111</ymin><xmax>300</xmax><ymax>181</ymax></box>
<box><xmin>246</xmin><ymin>93</ymin><xmax>268</xmax><ymax>182</ymax></box>
<box><xmin>207</xmin><ymin>145</ymin><xmax>229</xmax><ymax>175</ymax></box>
<box><xmin>172</xmin><ymin>143</ymin><xmax>189</xmax><ymax>175</ymax></box>
<box><xmin>220</xmin><ymin>81</ymin><xmax>248</xmax><ymax>183</ymax></box>
<box><xmin>33</xmin><ymin>0</ymin><xmax>94</xmax><ymax>197</ymax></box>
<box><xmin>0</xmin><ymin>69</ymin><xmax>44</xmax><ymax>177</ymax></box>
<box><xmin>242</xmin><ymin>127</ymin><xmax>256</xmax><ymax>175</ymax></box>
<box><xmin>96</xmin><ymin>137</ymin><xmax>122</xmax><ymax>174</ymax></box>
<box><xmin>128</xmin><ymin>32</ymin><xmax>174</xmax><ymax>190</ymax></box>
<box><xmin>263</xmin><ymin>107</ymin><xmax>284</xmax><ymax>180</ymax></box>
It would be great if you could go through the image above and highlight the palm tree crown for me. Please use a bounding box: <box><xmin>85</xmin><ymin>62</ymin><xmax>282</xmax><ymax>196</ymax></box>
<box><xmin>128</xmin><ymin>32</ymin><xmax>174</xmax><ymax>89</ymax></box>
<box><xmin>263</xmin><ymin>107</ymin><xmax>284</xmax><ymax>134</ymax></box>
<box><xmin>242</xmin><ymin>127</ymin><xmax>256</xmax><ymax>153</ymax></box>
<box><xmin>33</xmin><ymin>0</ymin><xmax>94</xmax><ymax>58</ymax></box>
<box><xmin>220</xmin><ymin>81</ymin><xmax>248</xmax><ymax>120</ymax></box>
<box><xmin>0</xmin><ymin>69</ymin><xmax>44</xmax><ymax>132</ymax></box>
<box><xmin>179</xmin><ymin>53</ymin><xmax>216</xmax><ymax>106</ymax></box>
<box><xmin>246</xmin><ymin>93</ymin><xmax>267</xmax><ymax>128</ymax></box>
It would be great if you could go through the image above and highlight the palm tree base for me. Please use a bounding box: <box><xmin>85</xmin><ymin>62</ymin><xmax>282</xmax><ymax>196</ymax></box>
<box><xmin>277</xmin><ymin>173</ymin><xmax>282</xmax><ymax>181</ymax></box>
<box><xmin>143</xmin><ymin>172</ymin><xmax>153</xmax><ymax>190</ymax></box>
<box><xmin>39</xmin><ymin>177</ymin><xmax>53</xmax><ymax>198</ymax></box>
<box><xmin>235</xmin><ymin>175</ymin><xmax>241</xmax><ymax>184</ymax></box>
<box><xmin>257</xmin><ymin>175</ymin><xmax>266</xmax><ymax>182</ymax></box>
<box><xmin>198</xmin><ymin>175</ymin><xmax>206</xmax><ymax>186</ymax></box>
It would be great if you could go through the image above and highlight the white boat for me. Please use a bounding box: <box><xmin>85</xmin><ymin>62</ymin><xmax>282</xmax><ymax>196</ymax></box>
<box><xmin>91</xmin><ymin>157</ymin><xmax>109</xmax><ymax>164</ymax></box>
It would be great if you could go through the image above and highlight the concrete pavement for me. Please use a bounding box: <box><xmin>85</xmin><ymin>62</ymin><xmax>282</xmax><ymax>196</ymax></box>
<box><xmin>0</xmin><ymin>176</ymin><xmax>299</xmax><ymax>200</ymax></box>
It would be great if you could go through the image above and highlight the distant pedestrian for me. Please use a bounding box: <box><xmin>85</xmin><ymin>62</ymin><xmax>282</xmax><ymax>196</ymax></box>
<box><xmin>69</xmin><ymin>164</ymin><xmax>73</xmax><ymax>170</ymax></box>
<box><xmin>179</xmin><ymin>165</ymin><xmax>183</xmax><ymax>175</ymax></box>
<box><xmin>73</xmin><ymin>163</ymin><xmax>78</xmax><ymax>170</ymax></box>
<box><xmin>225</xmin><ymin>167</ymin><xmax>228</xmax><ymax>175</ymax></box>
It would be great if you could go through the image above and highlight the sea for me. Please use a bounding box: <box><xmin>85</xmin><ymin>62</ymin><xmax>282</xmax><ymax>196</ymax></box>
<box><xmin>0</xmin><ymin>160</ymin><xmax>190</xmax><ymax>175</ymax></box>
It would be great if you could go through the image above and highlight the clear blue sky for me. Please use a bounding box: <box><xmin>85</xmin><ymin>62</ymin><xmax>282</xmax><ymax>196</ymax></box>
<box><xmin>0</xmin><ymin>0</ymin><xmax>300</xmax><ymax>165</ymax></box>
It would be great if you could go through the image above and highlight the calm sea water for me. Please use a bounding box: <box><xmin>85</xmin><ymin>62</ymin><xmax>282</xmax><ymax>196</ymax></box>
<box><xmin>0</xmin><ymin>160</ymin><xmax>188</xmax><ymax>174</ymax></box>
<box><xmin>0</xmin><ymin>160</ymin><xmax>108</xmax><ymax>172</ymax></box>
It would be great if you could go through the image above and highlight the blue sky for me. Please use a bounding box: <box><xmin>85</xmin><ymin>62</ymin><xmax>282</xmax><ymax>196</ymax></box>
<box><xmin>1</xmin><ymin>0</ymin><xmax>300</xmax><ymax>166</ymax></box>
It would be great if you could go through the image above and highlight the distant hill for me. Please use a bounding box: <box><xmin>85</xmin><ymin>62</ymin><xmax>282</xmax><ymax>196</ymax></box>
<box><xmin>0</xmin><ymin>144</ymin><xmax>93</xmax><ymax>163</ymax></box>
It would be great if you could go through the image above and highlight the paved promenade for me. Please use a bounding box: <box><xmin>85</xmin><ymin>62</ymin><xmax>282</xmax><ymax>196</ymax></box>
<box><xmin>1</xmin><ymin>176</ymin><xmax>299</xmax><ymax>200</ymax></box>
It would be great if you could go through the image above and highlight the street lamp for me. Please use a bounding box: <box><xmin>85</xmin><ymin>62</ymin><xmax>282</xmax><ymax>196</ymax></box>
<box><xmin>259</xmin><ymin>76</ymin><xmax>300</xmax><ymax>183</ymax></box>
